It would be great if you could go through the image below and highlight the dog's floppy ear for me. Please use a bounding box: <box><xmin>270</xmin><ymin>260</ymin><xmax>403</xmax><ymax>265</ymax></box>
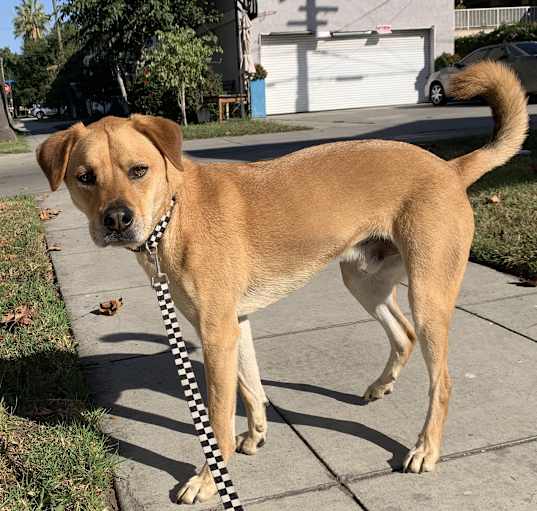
<box><xmin>36</xmin><ymin>122</ymin><xmax>87</xmax><ymax>191</ymax></box>
<box><xmin>130</xmin><ymin>114</ymin><xmax>183</xmax><ymax>171</ymax></box>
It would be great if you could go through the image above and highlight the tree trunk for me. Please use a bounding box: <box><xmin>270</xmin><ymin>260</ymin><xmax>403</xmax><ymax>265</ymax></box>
<box><xmin>0</xmin><ymin>88</ymin><xmax>16</xmax><ymax>142</ymax></box>
<box><xmin>115</xmin><ymin>65</ymin><xmax>129</xmax><ymax>114</ymax></box>
<box><xmin>180</xmin><ymin>83</ymin><xmax>187</xmax><ymax>127</ymax></box>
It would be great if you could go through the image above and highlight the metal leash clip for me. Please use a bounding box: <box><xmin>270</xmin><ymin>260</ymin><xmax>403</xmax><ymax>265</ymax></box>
<box><xmin>145</xmin><ymin>242</ymin><xmax>168</xmax><ymax>288</ymax></box>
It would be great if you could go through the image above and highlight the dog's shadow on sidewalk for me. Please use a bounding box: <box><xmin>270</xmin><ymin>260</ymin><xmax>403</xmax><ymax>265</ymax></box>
<box><xmin>91</xmin><ymin>331</ymin><xmax>408</xmax><ymax>490</ymax></box>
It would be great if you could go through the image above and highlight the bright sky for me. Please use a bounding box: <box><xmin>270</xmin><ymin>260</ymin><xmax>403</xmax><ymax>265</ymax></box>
<box><xmin>0</xmin><ymin>0</ymin><xmax>55</xmax><ymax>53</ymax></box>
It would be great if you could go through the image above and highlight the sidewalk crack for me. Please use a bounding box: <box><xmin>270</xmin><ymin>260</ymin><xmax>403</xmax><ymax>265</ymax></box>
<box><xmin>254</xmin><ymin>318</ymin><xmax>376</xmax><ymax>342</ymax></box>
<box><xmin>455</xmin><ymin>305</ymin><xmax>537</xmax><ymax>344</ymax></box>
<box><xmin>341</xmin><ymin>434</ymin><xmax>537</xmax><ymax>484</ymax></box>
<box><xmin>268</xmin><ymin>400</ymin><xmax>370</xmax><ymax>511</ymax></box>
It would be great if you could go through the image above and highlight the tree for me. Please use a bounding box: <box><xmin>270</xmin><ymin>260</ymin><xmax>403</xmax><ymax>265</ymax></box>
<box><xmin>0</xmin><ymin>48</ymin><xmax>20</xmax><ymax>83</ymax></box>
<box><xmin>61</xmin><ymin>0</ymin><xmax>221</xmax><ymax>105</ymax></box>
<box><xmin>15</xmin><ymin>38</ymin><xmax>56</xmax><ymax>108</ymax></box>
<box><xmin>143</xmin><ymin>29</ymin><xmax>220</xmax><ymax>125</ymax></box>
<box><xmin>13</xmin><ymin>0</ymin><xmax>49</xmax><ymax>42</ymax></box>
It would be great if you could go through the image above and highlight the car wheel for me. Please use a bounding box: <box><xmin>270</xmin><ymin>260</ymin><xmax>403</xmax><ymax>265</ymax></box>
<box><xmin>36</xmin><ymin>111</ymin><xmax>44</xmax><ymax>120</ymax></box>
<box><xmin>430</xmin><ymin>82</ymin><xmax>447</xmax><ymax>106</ymax></box>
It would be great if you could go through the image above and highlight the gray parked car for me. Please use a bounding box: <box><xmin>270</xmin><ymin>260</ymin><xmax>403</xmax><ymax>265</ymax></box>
<box><xmin>425</xmin><ymin>41</ymin><xmax>537</xmax><ymax>105</ymax></box>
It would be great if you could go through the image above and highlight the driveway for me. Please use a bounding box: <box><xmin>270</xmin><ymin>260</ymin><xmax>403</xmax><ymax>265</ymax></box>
<box><xmin>270</xmin><ymin>102</ymin><xmax>537</xmax><ymax>135</ymax></box>
<box><xmin>185</xmin><ymin>102</ymin><xmax>537</xmax><ymax>162</ymax></box>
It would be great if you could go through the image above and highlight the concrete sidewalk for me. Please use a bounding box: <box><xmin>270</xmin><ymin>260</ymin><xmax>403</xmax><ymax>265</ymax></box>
<box><xmin>40</xmin><ymin>179</ymin><xmax>537</xmax><ymax>508</ymax></box>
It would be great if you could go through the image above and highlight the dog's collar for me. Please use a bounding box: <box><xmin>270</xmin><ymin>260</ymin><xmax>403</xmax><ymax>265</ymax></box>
<box><xmin>127</xmin><ymin>196</ymin><xmax>176</xmax><ymax>253</ymax></box>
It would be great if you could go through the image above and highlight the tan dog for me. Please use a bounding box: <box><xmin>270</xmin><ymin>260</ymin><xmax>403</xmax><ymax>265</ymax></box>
<box><xmin>37</xmin><ymin>61</ymin><xmax>527</xmax><ymax>504</ymax></box>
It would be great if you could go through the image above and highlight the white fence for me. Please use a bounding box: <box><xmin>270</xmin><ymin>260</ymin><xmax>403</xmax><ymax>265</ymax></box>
<box><xmin>455</xmin><ymin>6</ymin><xmax>537</xmax><ymax>30</ymax></box>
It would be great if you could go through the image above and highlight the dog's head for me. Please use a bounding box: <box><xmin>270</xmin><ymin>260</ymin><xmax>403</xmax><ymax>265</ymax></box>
<box><xmin>36</xmin><ymin>114</ymin><xmax>183</xmax><ymax>248</ymax></box>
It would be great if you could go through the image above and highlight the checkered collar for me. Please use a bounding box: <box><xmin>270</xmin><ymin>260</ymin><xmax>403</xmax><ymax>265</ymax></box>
<box><xmin>128</xmin><ymin>196</ymin><xmax>176</xmax><ymax>253</ymax></box>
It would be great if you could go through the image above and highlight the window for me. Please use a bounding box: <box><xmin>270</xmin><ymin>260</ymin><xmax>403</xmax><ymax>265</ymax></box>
<box><xmin>514</xmin><ymin>42</ymin><xmax>537</xmax><ymax>56</ymax></box>
<box><xmin>461</xmin><ymin>48</ymin><xmax>490</xmax><ymax>65</ymax></box>
<box><xmin>486</xmin><ymin>46</ymin><xmax>508</xmax><ymax>61</ymax></box>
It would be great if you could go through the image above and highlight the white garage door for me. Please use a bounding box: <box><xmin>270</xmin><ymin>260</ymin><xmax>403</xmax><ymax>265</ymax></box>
<box><xmin>261</xmin><ymin>30</ymin><xmax>431</xmax><ymax>115</ymax></box>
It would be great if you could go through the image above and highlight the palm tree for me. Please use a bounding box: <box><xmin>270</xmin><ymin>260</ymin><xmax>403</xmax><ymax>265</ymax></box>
<box><xmin>13</xmin><ymin>0</ymin><xmax>49</xmax><ymax>42</ymax></box>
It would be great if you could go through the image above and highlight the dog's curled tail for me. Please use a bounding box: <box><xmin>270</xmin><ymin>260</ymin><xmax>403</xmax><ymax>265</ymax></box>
<box><xmin>449</xmin><ymin>61</ymin><xmax>528</xmax><ymax>188</ymax></box>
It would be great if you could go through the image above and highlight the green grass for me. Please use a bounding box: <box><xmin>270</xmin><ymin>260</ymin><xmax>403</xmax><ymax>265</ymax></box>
<box><xmin>182</xmin><ymin>118</ymin><xmax>310</xmax><ymax>140</ymax></box>
<box><xmin>421</xmin><ymin>130</ymin><xmax>537</xmax><ymax>279</ymax></box>
<box><xmin>0</xmin><ymin>196</ymin><xmax>116</xmax><ymax>510</ymax></box>
<box><xmin>0</xmin><ymin>135</ymin><xmax>30</xmax><ymax>155</ymax></box>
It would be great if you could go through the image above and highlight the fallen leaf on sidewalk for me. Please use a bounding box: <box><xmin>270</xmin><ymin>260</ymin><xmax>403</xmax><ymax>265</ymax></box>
<box><xmin>98</xmin><ymin>297</ymin><xmax>124</xmax><ymax>316</ymax></box>
<box><xmin>39</xmin><ymin>208</ymin><xmax>62</xmax><ymax>221</ymax></box>
<box><xmin>47</xmin><ymin>244</ymin><xmax>62</xmax><ymax>252</ymax></box>
<box><xmin>1</xmin><ymin>305</ymin><xmax>35</xmax><ymax>331</ymax></box>
<box><xmin>487</xmin><ymin>194</ymin><xmax>501</xmax><ymax>204</ymax></box>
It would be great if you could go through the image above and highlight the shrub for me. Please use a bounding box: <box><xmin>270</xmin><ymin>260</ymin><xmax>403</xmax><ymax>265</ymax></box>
<box><xmin>129</xmin><ymin>67</ymin><xmax>224</xmax><ymax>123</ymax></box>
<box><xmin>249</xmin><ymin>64</ymin><xmax>267</xmax><ymax>80</ymax></box>
<box><xmin>456</xmin><ymin>21</ymin><xmax>537</xmax><ymax>57</ymax></box>
<box><xmin>435</xmin><ymin>52</ymin><xmax>461</xmax><ymax>71</ymax></box>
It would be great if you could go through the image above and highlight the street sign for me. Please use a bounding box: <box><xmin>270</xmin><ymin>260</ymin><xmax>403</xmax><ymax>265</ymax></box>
<box><xmin>3</xmin><ymin>83</ymin><xmax>11</xmax><ymax>95</ymax></box>
<box><xmin>376</xmin><ymin>24</ymin><xmax>392</xmax><ymax>34</ymax></box>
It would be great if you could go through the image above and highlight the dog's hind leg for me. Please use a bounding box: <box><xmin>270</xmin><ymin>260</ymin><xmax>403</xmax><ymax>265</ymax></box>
<box><xmin>402</xmin><ymin>210</ymin><xmax>472</xmax><ymax>473</ymax></box>
<box><xmin>236</xmin><ymin>316</ymin><xmax>268</xmax><ymax>455</ymax></box>
<box><xmin>340</xmin><ymin>249</ymin><xmax>417</xmax><ymax>401</ymax></box>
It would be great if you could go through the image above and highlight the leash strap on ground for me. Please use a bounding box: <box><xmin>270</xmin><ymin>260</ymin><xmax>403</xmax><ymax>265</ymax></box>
<box><xmin>152</xmin><ymin>273</ymin><xmax>244</xmax><ymax>510</ymax></box>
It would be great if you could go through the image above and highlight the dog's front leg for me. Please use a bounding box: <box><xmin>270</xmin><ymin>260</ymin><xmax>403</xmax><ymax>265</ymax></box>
<box><xmin>177</xmin><ymin>310</ymin><xmax>240</xmax><ymax>505</ymax></box>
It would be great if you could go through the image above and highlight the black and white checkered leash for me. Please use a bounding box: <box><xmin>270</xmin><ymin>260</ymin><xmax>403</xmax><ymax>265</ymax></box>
<box><xmin>132</xmin><ymin>197</ymin><xmax>244</xmax><ymax>510</ymax></box>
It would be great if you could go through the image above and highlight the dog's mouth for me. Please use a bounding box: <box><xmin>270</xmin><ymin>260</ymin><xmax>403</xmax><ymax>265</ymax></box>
<box><xmin>103</xmin><ymin>230</ymin><xmax>139</xmax><ymax>246</ymax></box>
<box><xmin>92</xmin><ymin>223</ymin><xmax>145</xmax><ymax>248</ymax></box>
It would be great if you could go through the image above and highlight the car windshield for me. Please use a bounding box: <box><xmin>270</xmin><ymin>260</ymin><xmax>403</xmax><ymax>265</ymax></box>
<box><xmin>514</xmin><ymin>42</ymin><xmax>537</xmax><ymax>55</ymax></box>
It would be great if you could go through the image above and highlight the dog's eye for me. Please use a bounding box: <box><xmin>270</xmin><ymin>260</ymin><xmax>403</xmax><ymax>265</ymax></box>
<box><xmin>77</xmin><ymin>170</ymin><xmax>96</xmax><ymax>185</ymax></box>
<box><xmin>129</xmin><ymin>165</ymin><xmax>148</xmax><ymax>180</ymax></box>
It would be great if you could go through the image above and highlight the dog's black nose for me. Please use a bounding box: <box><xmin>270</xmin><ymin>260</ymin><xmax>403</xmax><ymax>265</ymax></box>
<box><xmin>103</xmin><ymin>206</ymin><xmax>134</xmax><ymax>232</ymax></box>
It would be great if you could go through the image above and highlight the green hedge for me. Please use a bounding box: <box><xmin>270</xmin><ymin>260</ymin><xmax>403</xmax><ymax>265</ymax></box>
<box><xmin>435</xmin><ymin>52</ymin><xmax>461</xmax><ymax>71</ymax></box>
<box><xmin>456</xmin><ymin>21</ymin><xmax>537</xmax><ymax>57</ymax></box>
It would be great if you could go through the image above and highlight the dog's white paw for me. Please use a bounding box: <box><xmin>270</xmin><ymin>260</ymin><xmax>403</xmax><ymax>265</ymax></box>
<box><xmin>236</xmin><ymin>430</ymin><xmax>266</xmax><ymax>455</ymax></box>
<box><xmin>176</xmin><ymin>473</ymin><xmax>217</xmax><ymax>504</ymax></box>
<box><xmin>363</xmin><ymin>381</ymin><xmax>394</xmax><ymax>401</ymax></box>
<box><xmin>403</xmin><ymin>441</ymin><xmax>439</xmax><ymax>473</ymax></box>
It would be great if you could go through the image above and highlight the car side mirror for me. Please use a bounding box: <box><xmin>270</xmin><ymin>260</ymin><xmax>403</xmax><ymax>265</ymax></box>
<box><xmin>454</xmin><ymin>62</ymin><xmax>464</xmax><ymax>69</ymax></box>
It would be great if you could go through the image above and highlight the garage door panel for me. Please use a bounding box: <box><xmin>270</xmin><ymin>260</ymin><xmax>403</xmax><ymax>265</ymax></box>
<box><xmin>261</xmin><ymin>30</ymin><xmax>430</xmax><ymax>114</ymax></box>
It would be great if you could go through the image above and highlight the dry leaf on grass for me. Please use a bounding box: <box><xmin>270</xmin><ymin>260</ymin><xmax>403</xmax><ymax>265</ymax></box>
<box><xmin>98</xmin><ymin>297</ymin><xmax>124</xmax><ymax>316</ymax></box>
<box><xmin>0</xmin><ymin>202</ymin><xmax>9</xmax><ymax>213</ymax></box>
<box><xmin>47</xmin><ymin>244</ymin><xmax>62</xmax><ymax>252</ymax></box>
<box><xmin>1</xmin><ymin>305</ymin><xmax>35</xmax><ymax>331</ymax></box>
<box><xmin>487</xmin><ymin>194</ymin><xmax>501</xmax><ymax>204</ymax></box>
<box><xmin>39</xmin><ymin>208</ymin><xmax>62</xmax><ymax>221</ymax></box>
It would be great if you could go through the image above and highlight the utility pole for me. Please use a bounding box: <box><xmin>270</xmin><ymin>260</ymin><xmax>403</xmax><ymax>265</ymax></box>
<box><xmin>52</xmin><ymin>0</ymin><xmax>64</xmax><ymax>60</ymax></box>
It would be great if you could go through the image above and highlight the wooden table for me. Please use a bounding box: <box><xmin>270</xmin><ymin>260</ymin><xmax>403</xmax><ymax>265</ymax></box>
<box><xmin>215</xmin><ymin>94</ymin><xmax>248</xmax><ymax>122</ymax></box>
